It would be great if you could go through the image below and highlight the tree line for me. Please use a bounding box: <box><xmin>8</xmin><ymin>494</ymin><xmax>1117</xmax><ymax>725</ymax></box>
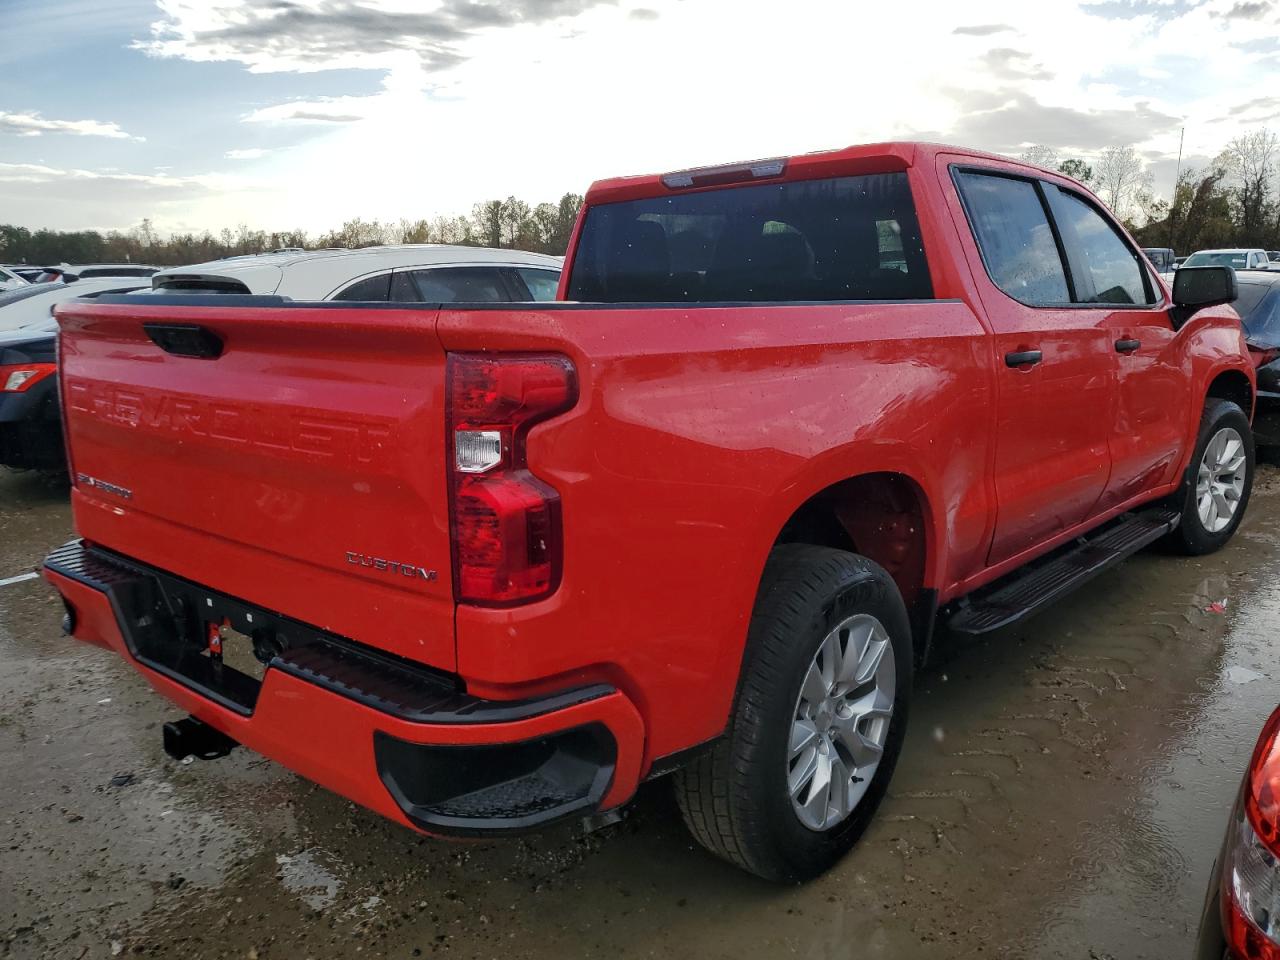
<box><xmin>0</xmin><ymin>192</ymin><xmax>584</xmax><ymax>267</ymax></box>
<box><xmin>1022</xmin><ymin>129</ymin><xmax>1280</xmax><ymax>253</ymax></box>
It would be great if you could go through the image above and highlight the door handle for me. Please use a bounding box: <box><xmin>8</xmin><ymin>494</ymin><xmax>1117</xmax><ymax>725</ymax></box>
<box><xmin>1005</xmin><ymin>349</ymin><xmax>1043</xmax><ymax>367</ymax></box>
<box><xmin>1115</xmin><ymin>338</ymin><xmax>1141</xmax><ymax>354</ymax></box>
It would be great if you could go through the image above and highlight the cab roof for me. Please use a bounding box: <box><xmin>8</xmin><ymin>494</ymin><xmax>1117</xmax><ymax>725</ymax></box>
<box><xmin>584</xmin><ymin>141</ymin><xmax>1052</xmax><ymax>205</ymax></box>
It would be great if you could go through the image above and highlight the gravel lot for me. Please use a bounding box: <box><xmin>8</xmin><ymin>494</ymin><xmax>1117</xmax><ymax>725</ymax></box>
<box><xmin>4</xmin><ymin>464</ymin><xmax>1280</xmax><ymax>959</ymax></box>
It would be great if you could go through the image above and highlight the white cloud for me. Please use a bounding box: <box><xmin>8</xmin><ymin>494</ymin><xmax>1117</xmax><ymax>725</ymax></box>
<box><xmin>11</xmin><ymin>0</ymin><xmax>1280</xmax><ymax>233</ymax></box>
<box><xmin>244</xmin><ymin>97</ymin><xmax>372</xmax><ymax>124</ymax></box>
<box><xmin>0</xmin><ymin>111</ymin><xmax>143</xmax><ymax>141</ymax></box>
<box><xmin>134</xmin><ymin>0</ymin><xmax>617</xmax><ymax>74</ymax></box>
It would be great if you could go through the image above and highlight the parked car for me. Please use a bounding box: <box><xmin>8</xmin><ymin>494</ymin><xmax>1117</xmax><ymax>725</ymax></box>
<box><xmin>0</xmin><ymin>277</ymin><xmax>149</xmax><ymax>333</ymax></box>
<box><xmin>2</xmin><ymin>265</ymin><xmax>47</xmax><ymax>283</ymax></box>
<box><xmin>1142</xmin><ymin>247</ymin><xmax>1177</xmax><ymax>273</ymax></box>
<box><xmin>68</xmin><ymin>263</ymin><xmax>159</xmax><ymax>279</ymax></box>
<box><xmin>1184</xmin><ymin>248</ymin><xmax>1273</xmax><ymax>271</ymax></box>
<box><xmin>150</xmin><ymin>245</ymin><xmax>563</xmax><ymax>301</ymax></box>
<box><xmin>1194</xmin><ymin>704</ymin><xmax>1280</xmax><ymax>959</ymax></box>
<box><xmin>1234</xmin><ymin>272</ymin><xmax>1280</xmax><ymax>448</ymax></box>
<box><xmin>0</xmin><ymin>280</ymin><xmax>149</xmax><ymax>472</ymax></box>
<box><xmin>43</xmin><ymin>142</ymin><xmax>1256</xmax><ymax>883</ymax></box>
<box><xmin>0</xmin><ymin>266</ymin><xmax>30</xmax><ymax>291</ymax></box>
<box><xmin>11</xmin><ymin>266</ymin><xmax>72</xmax><ymax>284</ymax></box>
<box><xmin>0</xmin><ymin>327</ymin><xmax>60</xmax><ymax>471</ymax></box>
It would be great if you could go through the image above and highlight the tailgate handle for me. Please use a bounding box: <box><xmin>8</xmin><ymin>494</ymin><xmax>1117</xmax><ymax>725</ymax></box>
<box><xmin>143</xmin><ymin>323</ymin><xmax>223</xmax><ymax>359</ymax></box>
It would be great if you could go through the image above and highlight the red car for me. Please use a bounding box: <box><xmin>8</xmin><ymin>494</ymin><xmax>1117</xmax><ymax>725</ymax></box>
<box><xmin>43</xmin><ymin>142</ymin><xmax>1255</xmax><ymax>882</ymax></box>
<box><xmin>1197</xmin><ymin>705</ymin><xmax>1280</xmax><ymax>958</ymax></box>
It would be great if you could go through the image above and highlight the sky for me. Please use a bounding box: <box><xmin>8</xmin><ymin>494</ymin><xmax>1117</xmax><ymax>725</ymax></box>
<box><xmin>2</xmin><ymin>0</ymin><xmax>1279</xmax><ymax>236</ymax></box>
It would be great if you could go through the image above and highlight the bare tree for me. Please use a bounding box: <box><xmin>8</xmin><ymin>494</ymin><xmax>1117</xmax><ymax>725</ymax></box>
<box><xmin>1221</xmin><ymin>128</ymin><xmax>1278</xmax><ymax>239</ymax></box>
<box><xmin>1019</xmin><ymin>145</ymin><xmax>1059</xmax><ymax>169</ymax></box>
<box><xmin>1095</xmin><ymin>146</ymin><xmax>1150</xmax><ymax>220</ymax></box>
<box><xmin>397</xmin><ymin>218</ymin><xmax>432</xmax><ymax>244</ymax></box>
<box><xmin>432</xmin><ymin>215</ymin><xmax>471</xmax><ymax>245</ymax></box>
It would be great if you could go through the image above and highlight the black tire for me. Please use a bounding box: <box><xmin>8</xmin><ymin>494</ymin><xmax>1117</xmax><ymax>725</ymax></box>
<box><xmin>1166</xmin><ymin>398</ymin><xmax>1254</xmax><ymax>555</ymax></box>
<box><xmin>673</xmin><ymin>544</ymin><xmax>912</xmax><ymax>882</ymax></box>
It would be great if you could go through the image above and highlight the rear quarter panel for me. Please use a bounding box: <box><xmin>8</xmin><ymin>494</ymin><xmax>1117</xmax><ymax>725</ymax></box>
<box><xmin>438</xmin><ymin>300</ymin><xmax>994</xmax><ymax>762</ymax></box>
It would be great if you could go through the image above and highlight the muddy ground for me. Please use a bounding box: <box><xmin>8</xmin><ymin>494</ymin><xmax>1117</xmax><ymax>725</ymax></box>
<box><xmin>3</xmin><ymin>466</ymin><xmax>1280</xmax><ymax>960</ymax></box>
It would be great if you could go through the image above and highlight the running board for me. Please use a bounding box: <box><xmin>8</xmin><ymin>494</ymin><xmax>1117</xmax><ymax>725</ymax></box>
<box><xmin>946</xmin><ymin>507</ymin><xmax>1180</xmax><ymax>636</ymax></box>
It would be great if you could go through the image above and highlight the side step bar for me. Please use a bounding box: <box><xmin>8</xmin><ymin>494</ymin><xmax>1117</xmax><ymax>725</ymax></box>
<box><xmin>947</xmin><ymin>507</ymin><xmax>1180</xmax><ymax>636</ymax></box>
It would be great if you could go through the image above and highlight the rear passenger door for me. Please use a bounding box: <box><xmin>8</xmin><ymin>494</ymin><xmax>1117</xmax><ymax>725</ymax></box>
<box><xmin>950</xmin><ymin>167</ymin><xmax>1116</xmax><ymax>567</ymax></box>
<box><xmin>394</xmin><ymin>266</ymin><xmax>520</xmax><ymax>302</ymax></box>
<box><xmin>1042</xmin><ymin>185</ymin><xmax>1189</xmax><ymax>510</ymax></box>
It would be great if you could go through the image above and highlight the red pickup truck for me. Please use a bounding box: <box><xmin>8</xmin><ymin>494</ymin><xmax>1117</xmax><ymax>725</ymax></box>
<box><xmin>44</xmin><ymin>142</ymin><xmax>1255</xmax><ymax>882</ymax></box>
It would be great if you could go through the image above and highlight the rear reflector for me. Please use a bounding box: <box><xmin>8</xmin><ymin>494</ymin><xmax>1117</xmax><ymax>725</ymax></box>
<box><xmin>446</xmin><ymin>353</ymin><xmax>577</xmax><ymax>606</ymax></box>
<box><xmin>661</xmin><ymin>158</ymin><xmax>787</xmax><ymax>190</ymax></box>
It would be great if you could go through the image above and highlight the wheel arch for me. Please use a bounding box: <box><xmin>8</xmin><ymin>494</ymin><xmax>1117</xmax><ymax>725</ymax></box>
<box><xmin>1205</xmin><ymin>366</ymin><xmax>1255</xmax><ymax>420</ymax></box>
<box><xmin>763</xmin><ymin>464</ymin><xmax>940</xmax><ymax>665</ymax></box>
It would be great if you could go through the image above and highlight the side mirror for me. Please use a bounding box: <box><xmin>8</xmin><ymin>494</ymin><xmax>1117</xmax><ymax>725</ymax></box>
<box><xmin>1171</xmin><ymin>266</ymin><xmax>1237</xmax><ymax>329</ymax></box>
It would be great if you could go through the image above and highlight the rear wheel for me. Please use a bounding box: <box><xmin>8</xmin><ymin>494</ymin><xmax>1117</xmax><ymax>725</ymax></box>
<box><xmin>1167</xmin><ymin>398</ymin><xmax>1254</xmax><ymax>555</ymax></box>
<box><xmin>674</xmin><ymin>545</ymin><xmax>912</xmax><ymax>882</ymax></box>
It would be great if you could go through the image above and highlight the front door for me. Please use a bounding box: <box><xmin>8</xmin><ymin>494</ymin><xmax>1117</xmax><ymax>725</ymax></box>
<box><xmin>948</xmin><ymin>166</ymin><xmax>1116</xmax><ymax>567</ymax></box>
<box><xmin>1041</xmin><ymin>183</ymin><xmax>1191</xmax><ymax>510</ymax></box>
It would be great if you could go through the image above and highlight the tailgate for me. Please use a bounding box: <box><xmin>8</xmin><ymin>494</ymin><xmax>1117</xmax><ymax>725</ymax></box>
<box><xmin>56</xmin><ymin>298</ymin><xmax>457</xmax><ymax>670</ymax></box>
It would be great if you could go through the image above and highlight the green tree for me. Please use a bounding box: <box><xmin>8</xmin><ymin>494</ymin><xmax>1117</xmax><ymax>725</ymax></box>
<box><xmin>1057</xmin><ymin>158</ymin><xmax>1093</xmax><ymax>185</ymax></box>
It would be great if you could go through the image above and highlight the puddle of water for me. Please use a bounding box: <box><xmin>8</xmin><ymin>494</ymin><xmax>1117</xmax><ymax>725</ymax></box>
<box><xmin>276</xmin><ymin>848</ymin><xmax>346</xmax><ymax>911</ymax></box>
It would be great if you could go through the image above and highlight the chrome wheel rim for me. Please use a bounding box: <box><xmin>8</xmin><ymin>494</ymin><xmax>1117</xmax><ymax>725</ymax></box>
<box><xmin>788</xmin><ymin>613</ymin><xmax>896</xmax><ymax>832</ymax></box>
<box><xmin>1197</xmin><ymin>426</ymin><xmax>1246</xmax><ymax>534</ymax></box>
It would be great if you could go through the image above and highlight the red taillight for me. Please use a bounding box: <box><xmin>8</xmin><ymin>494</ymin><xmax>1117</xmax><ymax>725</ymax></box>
<box><xmin>1223</xmin><ymin>709</ymin><xmax>1280</xmax><ymax>959</ymax></box>
<box><xmin>1</xmin><ymin>362</ymin><xmax>55</xmax><ymax>392</ymax></box>
<box><xmin>446</xmin><ymin>353</ymin><xmax>577</xmax><ymax>606</ymax></box>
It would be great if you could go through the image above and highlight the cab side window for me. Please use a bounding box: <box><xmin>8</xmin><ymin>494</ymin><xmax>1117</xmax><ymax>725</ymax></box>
<box><xmin>409</xmin><ymin>267</ymin><xmax>509</xmax><ymax>302</ymax></box>
<box><xmin>1045</xmin><ymin>187</ymin><xmax>1153</xmax><ymax>305</ymax></box>
<box><xmin>954</xmin><ymin>171</ymin><xmax>1070</xmax><ymax>306</ymax></box>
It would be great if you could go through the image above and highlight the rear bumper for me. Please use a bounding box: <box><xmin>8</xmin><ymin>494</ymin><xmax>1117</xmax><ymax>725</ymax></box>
<box><xmin>43</xmin><ymin>540</ymin><xmax>645</xmax><ymax>836</ymax></box>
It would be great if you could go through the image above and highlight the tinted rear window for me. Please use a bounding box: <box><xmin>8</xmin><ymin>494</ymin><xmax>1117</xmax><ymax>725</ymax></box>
<box><xmin>566</xmin><ymin>172</ymin><xmax>932</xmax><ymax>303</ymax></box>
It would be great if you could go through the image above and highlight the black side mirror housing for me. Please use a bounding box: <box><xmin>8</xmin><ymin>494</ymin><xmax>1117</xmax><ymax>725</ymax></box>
<box><xmin>1171</xmin><ymin>266</ymin><xmax>1238</xmax><ymax>329</ymax></box>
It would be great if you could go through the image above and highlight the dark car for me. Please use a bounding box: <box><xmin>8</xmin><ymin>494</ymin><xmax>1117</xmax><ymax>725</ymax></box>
<box><xmin>1234</xmin><ymin>272</ymin><xmax>1280</xmax><ymax>447</ymax></box>
<box><xmin>0</xmin><ymin>281</ymin><xmax>149</xmax><ymax>472</ymax></box>
<box><xmin>0</xmin><ymin>327</ymin><xmax>60</xmax><ymax>470</ymax></box>
<box><xmin>1195</xmin><ymin>704</ymin><xmax>1280</xmax><ymax>959</ymax></box>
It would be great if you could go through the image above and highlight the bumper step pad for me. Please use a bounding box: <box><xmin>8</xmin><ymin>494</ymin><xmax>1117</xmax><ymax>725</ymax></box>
<box><xmin>947</xmin><ymin>507</ymin><xmax>1180</xmax><ymax>636</ymax></box>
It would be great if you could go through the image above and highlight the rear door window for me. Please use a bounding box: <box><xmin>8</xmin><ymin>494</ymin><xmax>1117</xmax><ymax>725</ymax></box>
<box><xmin>1044</xmin><ymin>187</ymin><xmax>1154</xmax><ymax>305</ymax></box>
<box><xmin>954</xmin><ymin>171</ymin><xmax>1069</xmax><ymax>306</ymax></box>
<box><xmin>567</xmin><ymin>171</ymin><xmax>932</xmax><ymax>303</ymax></box>
<box><xmin>408</xmin><ymin>267</ymin><xmax>511</xmax><ymax>302</ymax></box>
